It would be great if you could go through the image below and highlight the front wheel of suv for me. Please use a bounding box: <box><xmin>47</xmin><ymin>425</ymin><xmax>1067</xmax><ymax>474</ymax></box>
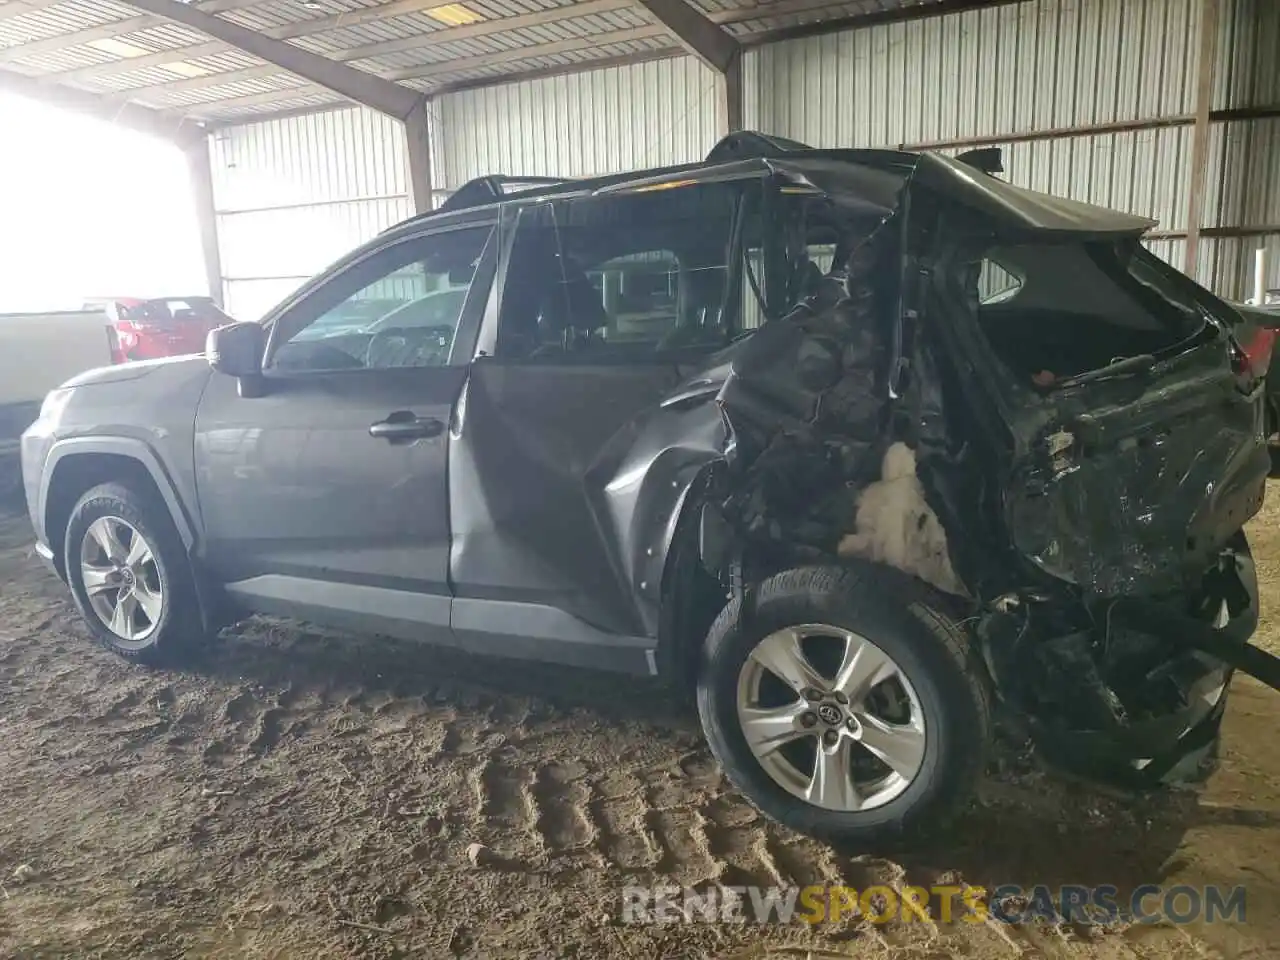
<box><xmin>696</xmin><ymin>564</ymin><xmax>990</xmax><ymax>846</ymax></box>
<box><xmin>64</xmin><ymin>482</ymin><xmax>203</xmax><ymax>665</ymax></box>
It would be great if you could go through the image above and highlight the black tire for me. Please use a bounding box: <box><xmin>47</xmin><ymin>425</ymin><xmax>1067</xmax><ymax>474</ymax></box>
<box><xmin>64</xmin><ymin>481</ymin><xmax>203</xmax><ymax>665</ymax></box>
<box><xmin>696</xmin><ymin>563</ymin><xmax>990</xmax><ymax>846</ymax></box>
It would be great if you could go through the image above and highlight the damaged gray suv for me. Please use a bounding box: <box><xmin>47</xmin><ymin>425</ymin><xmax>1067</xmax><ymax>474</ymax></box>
<box><xmin>21</xmin><ymin>133</ymin><xmax>1271</xmax><ymax>845</ymax></box>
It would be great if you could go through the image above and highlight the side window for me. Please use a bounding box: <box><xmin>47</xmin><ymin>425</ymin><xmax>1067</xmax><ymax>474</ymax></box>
<box><xmin>978</xmin><ymin>258</ymin><xmax>1024</xmax><ymax>304</ymax></box>
<box><xmin>269</xmin><ymin>225</ymin><xmax>493</xmax><ymax>373</ymax></box>
<box><xmin>495</xmin><ymin>184</ymin><xmax>741</xmax><ymax>362</ymax></box>
<box><xmin>594</xmin><ymin>250</ymin><xmax>679</xmax><ymax>343</ymax></box>
<box><xmin>740</xmin><ymin>239</ymin><xmax>836</xmax><ymax>331</ymax></box>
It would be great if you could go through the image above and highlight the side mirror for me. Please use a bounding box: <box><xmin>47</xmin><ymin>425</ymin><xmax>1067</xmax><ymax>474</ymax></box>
<box><xmin>207</xmin><ymin>322</ymin><xmax>264</xmax><ymax>378</ymax></box>
<box><xmin>207</xmin><ymin>322</ymin><xmax>266</xmax><ymax>397</ymax></box>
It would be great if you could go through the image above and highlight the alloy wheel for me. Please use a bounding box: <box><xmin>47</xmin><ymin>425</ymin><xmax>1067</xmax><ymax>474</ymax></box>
<box><xmin>79</xmin><ymin>516</ymin><xmax>165</xmax><ymax>649</ymax></box>
<box><xmin>736</xmin><ymin>623</ymin><xmax>926</xmax><ymax>812</ymax></box>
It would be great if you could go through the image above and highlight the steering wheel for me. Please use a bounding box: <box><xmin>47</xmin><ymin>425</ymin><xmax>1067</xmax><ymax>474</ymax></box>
<box><xmin>365</xmin><ymin>325</ymin><xmax>454</xmax><ymax>368</ymax></box>
<box><xmin>273</xmin><ymin>339</ymin><xmax>367</xmax><ymax>371</ymax></box>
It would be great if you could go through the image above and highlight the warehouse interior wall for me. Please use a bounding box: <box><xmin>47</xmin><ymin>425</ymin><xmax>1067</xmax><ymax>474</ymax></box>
<box><xmin>429</xmin><ymin>55</ymin><xmax>722</xmax><ymax>190</ymax></box>
<box><xmin>745</xmin><ymin>0</ymin><xmax>1278</xmax><ymax>299</ymax></box>
<box><xmin>208</xmin><ymin>108</ymin><xmax>413</xmax><ymax>321</ymax></box>
<box><xmin>204</xmin><ymin>0</ymin><xmax>1277</xmax><ymax>317</ymax></box>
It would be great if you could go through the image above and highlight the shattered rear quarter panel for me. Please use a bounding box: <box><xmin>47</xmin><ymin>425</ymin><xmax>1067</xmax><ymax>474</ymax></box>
<box><xmin>1005</xmin><ymin>343</ymin><xmax>1269</xmax><ymax>597</ymax></box>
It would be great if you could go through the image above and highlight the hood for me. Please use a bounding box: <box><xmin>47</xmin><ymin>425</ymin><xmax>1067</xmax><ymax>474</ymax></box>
<box><xmin>62</xmin><ymin>353</ymin><xmax>208</xmax><ymax>389</ymax></box>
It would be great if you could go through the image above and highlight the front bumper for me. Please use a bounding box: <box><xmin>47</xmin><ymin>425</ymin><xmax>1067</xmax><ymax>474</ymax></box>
<box><xmin>19</xmin><ymin>407</ymin><xmax>58</xmax><ymax>548</ymax></box>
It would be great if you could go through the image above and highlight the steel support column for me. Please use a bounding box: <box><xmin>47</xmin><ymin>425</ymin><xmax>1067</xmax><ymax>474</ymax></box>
<box><xmin>723</xmin><ymin>49</ymin><xmax>743</xmax><ymax>134</ymax></box>
<box><xmin>184</xmin><ymin>136</ymin><xmax>225</xmax><ymax>307</ymax></box>
<box><xmin>633</xmin><ymin>0</ymin><xmax>741</xmax><ymax>136</ymax></box>
<box><xmin>1184</xmin><ymin>0</ymin><xmax>1221</xmax><ymax>277</ymax></box>
<box><xmin>404</xmin><ymin>99</ymin><xmax>434</xmax><ymax>215</ymax></box>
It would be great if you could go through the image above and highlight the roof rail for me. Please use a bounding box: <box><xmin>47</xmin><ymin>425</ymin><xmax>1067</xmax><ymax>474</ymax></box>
<box><xmin>704</xmin><ymin>130</ymin><xmax>812</xmax><ymax>164</ymax></box>
<box><xmin>438</xmin><ymin>174</ymin><xmax>570</xmax><ymax>212</ymax></box>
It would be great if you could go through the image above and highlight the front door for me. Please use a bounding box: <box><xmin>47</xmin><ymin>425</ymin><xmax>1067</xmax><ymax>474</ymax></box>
<box><xmin>194</xmin><ymin>221</ymin><xmax>496</xmax><ymax>641</ymax></box>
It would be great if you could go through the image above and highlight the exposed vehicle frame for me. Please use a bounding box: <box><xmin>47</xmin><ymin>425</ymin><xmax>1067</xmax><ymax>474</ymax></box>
<box><xmin>21</xmin><ymin>133</ymin><xmax>1280</xmax><ymax>844</ymax></box>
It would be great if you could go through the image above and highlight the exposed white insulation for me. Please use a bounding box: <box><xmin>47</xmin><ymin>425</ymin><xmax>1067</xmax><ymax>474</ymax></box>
<box><xmin>838</xmin><ymin>443</ymin><xmax>965</xmax><ymax>597</ymax></box>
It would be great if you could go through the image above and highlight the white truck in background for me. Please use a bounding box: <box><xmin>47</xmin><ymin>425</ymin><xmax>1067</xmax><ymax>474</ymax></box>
<box><xmin>0</xmin><ymin>310</ymin><xmax>117</xmax><ymax>499</ymax></box>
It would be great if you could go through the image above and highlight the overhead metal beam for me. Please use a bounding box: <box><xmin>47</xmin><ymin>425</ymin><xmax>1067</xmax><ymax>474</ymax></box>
<box><xmin>115</xmin><ymin>0</ymin><xmax>421</xmax><ymax>119</ymax></box>
<box><xmin>166</xmin><ymin>82</ymin><xmax>344</xmax><ymax>118</ymax></box>
<box><xmin>0</xmin><ymin>0</ymin><xmax>262</xmax><ymax>65</ymax></box>
<box><xmin>106</xmin><ymin>0</ymin><xmax>637</xmax><ymax>97</ymax></box>
<box><xmin>1184</xmin><ymin>0</ymin><xmax>1220</xmax><ymax>277</ymax></box>
<box><xmin>54</xmin><ymin>0</ymin><xmax>464</xmax><ymax>82</ymax></box>
<box><xmin>633</xmin><ymin>0</ymin><xmax>738</xmax><ymax>74</ymax></box>
<box><xmin>380</xmin><ymin>0</ymin><xmax>791</xmax><ymax>86</ymax></box>
<box><xmin>0</xmin><ymin>65</ymin><xmax>204</xmax><ymax>143</ymax></box>
<box><xmin>96</xmin><ymin>0</ymin><xmax>845</xmax><ymax>104</ymax></box>
<box><xmin>151</xmin><ymin>0</ymin><xmax>852</xmax><ymax>120</ymax></box>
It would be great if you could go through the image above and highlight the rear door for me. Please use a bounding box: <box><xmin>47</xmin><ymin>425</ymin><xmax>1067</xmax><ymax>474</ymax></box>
<box><xmin>939</xmin><ymin>240</ymin><xmax>1269</xmax><ymax>597</ymax></box>
<box><xmin>447</xmin><ymin>180</ymin><xmax>751</xmax><ymax>658</ymax></box>
<box><xmin>194</xmin><ymin>220</ymin><xmax>496</xmax><ymax>641</ymax></box>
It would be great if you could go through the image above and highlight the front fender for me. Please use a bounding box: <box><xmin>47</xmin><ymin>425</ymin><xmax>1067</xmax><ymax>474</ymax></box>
<box><xmin>40</xmin><ymin>436</ymin><xmax>197</xmax><ymax>548</ymax></box>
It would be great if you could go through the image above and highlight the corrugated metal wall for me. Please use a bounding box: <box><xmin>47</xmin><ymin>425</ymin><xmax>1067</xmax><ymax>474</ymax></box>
<box><xmin>430</xmin><ymin>56</ymin><xmax>722</xmax><ymax>190</ymax></box>
<box><xmin>743</xmin><ymin>0</ymin><xmax>1276</xmax><ymax>299</ymax></box>
<box><xmin>209</xmin><ymin>107</ymin><xmax>412</xmax><ymax>320</ymax></box>
<box><xmin>205</xmin><ymin>0</ymin><xmax>1275</xmax><ymax>305</ymax></box>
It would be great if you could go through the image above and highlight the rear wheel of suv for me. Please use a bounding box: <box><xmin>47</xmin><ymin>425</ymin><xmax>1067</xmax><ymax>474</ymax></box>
<box><xmin>64</xmin><ymin>482</ymin><xmax>202</xmax><ymax>665</ymax></box>
<box><xmin>696</xmin><ymin>564</ymin><xmax>990</xmax><ymax>845</ymax></box>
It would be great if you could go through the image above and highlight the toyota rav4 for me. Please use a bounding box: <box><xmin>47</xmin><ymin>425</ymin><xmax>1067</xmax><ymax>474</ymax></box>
<box><xmin>21</xmin><ymin>133</ymin><xmax>1272</xmax><ymax>845</ymax></box>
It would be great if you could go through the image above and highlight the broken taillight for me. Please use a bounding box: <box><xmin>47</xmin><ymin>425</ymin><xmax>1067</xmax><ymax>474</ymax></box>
<box><xmin>1236</xmin><ymin>326</ymin><xmax>1276</xmax><ymax>379</ymax></box>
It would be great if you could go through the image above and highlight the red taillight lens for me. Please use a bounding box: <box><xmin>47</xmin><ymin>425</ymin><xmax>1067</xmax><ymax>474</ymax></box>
<box><xmin>1239</xmin><ymin>327</ymin><xmax>1276</xmax><ymax>378</ymax></box>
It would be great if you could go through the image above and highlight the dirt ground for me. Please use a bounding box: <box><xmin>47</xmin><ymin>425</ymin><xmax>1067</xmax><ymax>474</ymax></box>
<box><xmin>2</xmin><ymin>497</ymin><xmax>1280</xmax><ymax>959</ymax></box>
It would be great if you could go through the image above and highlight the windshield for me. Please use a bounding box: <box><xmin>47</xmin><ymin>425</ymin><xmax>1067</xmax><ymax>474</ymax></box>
<box><xmin>368</xmin><ymin>288</ymin><xmax>468</xmax><ymax>332</ymax></box>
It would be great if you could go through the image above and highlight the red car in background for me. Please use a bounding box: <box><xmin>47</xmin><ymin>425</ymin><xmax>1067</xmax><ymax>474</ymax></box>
<box><xmin>84</xmin><ymin>297</ymin><xmax>233</xmax><ymax>364</ymax></box>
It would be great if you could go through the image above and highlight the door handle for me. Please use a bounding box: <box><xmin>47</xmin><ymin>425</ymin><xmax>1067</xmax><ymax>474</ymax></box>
<box><xmin>369</xmin><ymin>413</ymin><xmax>445</xmax><ymax>442</ymax></box>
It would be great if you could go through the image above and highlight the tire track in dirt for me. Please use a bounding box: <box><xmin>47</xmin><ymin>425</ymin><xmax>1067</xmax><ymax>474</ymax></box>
<box><xmin>532</xmin><ymin>761</ymin><xmax>596</xmax><ymax>856</ymax></box>
<box><xmin>590</xmin><ymin>771</ymin><xmax>659</xmax><ymax>871</ymax></box>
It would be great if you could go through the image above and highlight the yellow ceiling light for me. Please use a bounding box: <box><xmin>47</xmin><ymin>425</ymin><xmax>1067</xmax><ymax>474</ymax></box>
<box><xmin>424</xmin><ymin>3</ymin><xmax>483</xmax><ymax>26</ymax></box>
<box><xmin>162</xmin><ymin>61</ymin><xmax>211</xmax><ymax>78</ymax></box>
<box><xmin>87</xmin><ymin>37</ymin><xmax>149</xmax><ymax>58</ymax></box>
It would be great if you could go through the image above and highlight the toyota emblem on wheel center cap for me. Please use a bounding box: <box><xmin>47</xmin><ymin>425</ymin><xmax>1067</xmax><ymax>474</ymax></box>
<box><xmin>816</xmin><ymin>702</ymin><xmax>842</xmax><ymax>725</ymax></box>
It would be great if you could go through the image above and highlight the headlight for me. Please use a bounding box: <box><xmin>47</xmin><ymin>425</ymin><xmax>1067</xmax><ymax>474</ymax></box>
<box><xmin>39</xmin><ymin>388</ymin><xmax>74</xmax><ymax>421</ymax></box>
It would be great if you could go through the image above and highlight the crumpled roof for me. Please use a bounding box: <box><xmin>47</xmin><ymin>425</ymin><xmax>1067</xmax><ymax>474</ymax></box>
<box><xmin>767</xmin><ymin>150</ymin><xmax>1157</xmax><ymax>239</ymax></box>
